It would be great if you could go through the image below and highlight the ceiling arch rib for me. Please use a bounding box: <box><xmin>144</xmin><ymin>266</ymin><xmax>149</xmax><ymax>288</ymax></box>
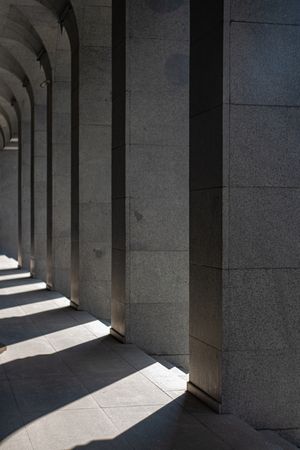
<box><xmin>0</xmin><ymin>0</ymin><xmax>60</xmax><ymax>110</ymax></box>
<box><xmin>0</xmin><ymin>41</ymin><xmax>47</xmax><ymax>106</ymax></box>
<box><xmin>0</xmin><ymin>6</ymin><xmax>53</xmax><ymax>81</ymax></box>
<box><xmin>1</xmin><ymin>8</ymin><xmax>43</xmax><ymax>55</ymax></box>
<box><xmin>0</xmin><ymin>77</ymin><xmax>27</xmax><ymax>123</ymax></box>
<box><xmin>0</xmin><ymin>46</ymin><xmax>34</xmax><ymax>110</ymax></box>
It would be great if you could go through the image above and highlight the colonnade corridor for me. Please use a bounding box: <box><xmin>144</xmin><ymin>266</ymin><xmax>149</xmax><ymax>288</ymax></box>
<box><xmin>0</xmin><ymin>0</ymin><xmax>299</xmax><ymax>449</ymax></box>
<box><xmin>0</xmin><ymin>255</ymin><xmax>295</xmax><ymax>450</ymax></box>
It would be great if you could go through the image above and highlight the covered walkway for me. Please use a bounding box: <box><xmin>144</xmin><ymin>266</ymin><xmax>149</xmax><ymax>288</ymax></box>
<box><xmin>0</xmin><ymin>254</ymin><xmax>296</xmax><ymax>450</ymax></box>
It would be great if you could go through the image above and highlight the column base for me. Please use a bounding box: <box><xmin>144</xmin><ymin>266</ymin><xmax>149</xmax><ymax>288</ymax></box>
<box><xmin>70</xmin><ymin>300</ymin><xmax>79</xmax><ymax>310</ymax></box>
<box><xmin>187</xmin><ymin>382</ymin><xmax>222</xmax><ymax>413</ymax></box>
<box><xmin>110</xmin><ymin>327</ymin><xmax>126</xmax><ymax>343</ymax></box>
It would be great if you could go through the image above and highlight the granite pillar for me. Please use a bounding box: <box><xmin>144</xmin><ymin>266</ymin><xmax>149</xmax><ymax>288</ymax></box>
<box><xmin>21</xmin><ymin>119</ymin><xmax>31</xmax><ymax>269</ymax></box>
<box><xmin>33</xmin><ymin>104</ymin><xmax>47</xmax><ymax>281</ymax></box>
<box><xmin>52</xmin><ymin>31</ymin><xmax>71</xmax><ymax>298</ymax></box>
<box><xmin>189</xmin><ymin>0</ymin><xmax>300</xmax><ymax>431</ymax></box>
<box><xmin>111</xmin><ymin>0</ymin><xmax>189</xmax><ymax>368</ymax></box>
<box><xmin>70</xmin><ymin>1</ymin><xmax>112</xmax><ymax>320</ymax></box>
<box><xmin>0</xmin><ymin>150</ymin><xmax>18</xmax><ymax>258</ymax></box>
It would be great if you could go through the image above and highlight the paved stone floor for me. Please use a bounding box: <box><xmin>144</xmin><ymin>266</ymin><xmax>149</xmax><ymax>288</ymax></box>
<box><xmin>0</xmin><ymin>255</ymin><xmax>297</xmax><ymax>450</ymax></box>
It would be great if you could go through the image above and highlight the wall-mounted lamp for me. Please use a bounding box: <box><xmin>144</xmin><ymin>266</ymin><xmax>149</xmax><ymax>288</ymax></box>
<box><xmin>40</xmin><ymin>79</ymin><xmax>51</xmax><ymax>88</ymax></box>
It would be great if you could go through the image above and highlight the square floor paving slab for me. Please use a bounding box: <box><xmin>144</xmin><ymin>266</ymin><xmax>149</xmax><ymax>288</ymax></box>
<box><xmin>45</xmin><ymin>325</ymin><xmax>98</xmax><ymax>351</ymax></box>
<box><xmin>259</xmin><ymin>430</ymin><xmax>298</xmax><ymax>450</ymax></box>
<box><xmin>192</xmin><ymin>413</ymin><xmax>279</xmax><ymax>450</ymax></box>
<box><xmin>3</xmin><ymin>351</ymin><xmax>72</xmax><ymax>380</ymax></box>
<box><xmin>21</xmin><ymin>300</ymin><xmax>64</xmax><ymax>315</ymax></box>
<box><xmin>0</xmin><ymin>338</ymin><xmax>56</xmax><ymax>364</ymax></box>
<box><xmin>0</xmin><ymin>317</ymin><xmax>41</xmax><ymax>345</ymax></box>
<box><xmin>166</xmin><ymin>390</ymin><xmax>213</xmax><ymax>413</ymax></box>
<box><xmin>0</xmin><ymin>363</ymin><xmax>6</xmax><ymax>380</ymax></box>
<box><xmin>61</xmin><ymin>341</ymin><xmax>135</xmax><ymax>377</ymax></box>
<box><xmin>85</xmin><ymin>372</ymin><xmax>175</xmax><ymax>408</ymax></box>
<box><xmin>140</xmin><ymin>363</ymin><xmax>187</xmax><ymax>391</ymax></box>
<box><xmin>9</xmin><ymin>374</ymin><xmax>98</xmax><ymax>414</ymax></box>
<box><xmin>0</xmin><ymin>413</ymin><xmax>32</xmax><ymax>449</ymax></box>
<box><xmin>0</xmin><ymin>381</ymin><xmax>21</xmax><ymax>416</ymax></box>
<box><xmin>105</xmin><ymin>403</ymin><xmax>232</xmax><ymax>450</ymax></box>
<box><xmin>104</xmin><ymin>340</ymin><xmax>157</xmax><ymax>371</ymax></box>
<box><xmin>82</xmin><ymin>319</ymin><xmax>111</xmax><ymax>338</ymax></box>
<box><xmin>0</xmin><ymin>306</ymin><xmax>24</xmax><ymax>319</ymax></box>
<box><xmin>24</xmin><ymin>409</ymin><xmax>132</xmax><ymax>450</ymax></box>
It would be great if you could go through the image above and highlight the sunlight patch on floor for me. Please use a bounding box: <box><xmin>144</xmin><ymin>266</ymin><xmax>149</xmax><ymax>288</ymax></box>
<box><xmin>0</xmin><ymin>281</ymin><xmax>46</xmax><ymax>295</ymax></box>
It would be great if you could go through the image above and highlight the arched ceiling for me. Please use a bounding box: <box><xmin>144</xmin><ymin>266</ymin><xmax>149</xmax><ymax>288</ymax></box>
<box><xmin>0</xmin><ymin>0</ymin><xmax>78</xmax><ymax>151</ymax></box>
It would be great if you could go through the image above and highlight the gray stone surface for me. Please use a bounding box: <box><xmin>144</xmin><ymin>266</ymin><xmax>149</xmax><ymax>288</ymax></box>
<box><xmin>77</xmin><ymin>2</ymin><xmax>112</xmax><ymax>320</ymax></box>
<box><xmin>222</xmin><ymin>350</ymin><xmax>300</xmax><ymax>429</ymax></box>
<box><xmin>112</xmin><ymin>0</ymin><xmax>189</xmax><ymax>368</ymax></box>
<box><xmin>190</xmin><ymin>1</ymin><xmax>300</xmax><ymax>432</ymax></box>
<box><xmin>190</xmin><ymin>189</ymin><xmax>223</xmax><ymax>268</ymax></box>
<box><xmin>224</xmin><ymin>268</ymin><xmax>300</xmax><ymax>351</ymax></box>
<box><xmin>230</xmin><ymin>105</ymin><xmax>300</xmax><ymax>187</ymax></box>
<box><xmin>129</xmin><ymin>251</ymin><xmax>188</xmax><ymax>304</ymax></box>
<box><xmin>0</xmin><ymin>151</ymin><xmax>18</xmax><ymax>259</ymax></box>
<box><xmin>229</xmin><ymin>188</ymin><xmax>300</xmax><ymax>268</ymax></box>
<box><xmin>231</xmin><ymin>0</ymin><xmax>300</xmax><ymax>24</ymax></box>
<box><xmin>279</xmin><ymin>430</ymin><xmax>300</xmax><ymax>448</ymax></box>
<box><xmin>190</xmin><ymin>265</ymin><xmax>222</xmax><ymax>349</ymax></box>
<box><xmin>21</xmin><ymin>120</ymin><xmax>31</xmax><ymax>270</ymax></box>
<box><xmin>259</xmin><ymin>430</ymin><xmax>298</xmax><ymax>450</ymax></box>
<box><xmin>230</xmin><ymin>22</ymin><xmax>300</xmax><ymax>106</ymax></box>
<box><xmin>189</xmin><ymin>337</ymin><xmax>221</xmax><ymax>403</ymax></box>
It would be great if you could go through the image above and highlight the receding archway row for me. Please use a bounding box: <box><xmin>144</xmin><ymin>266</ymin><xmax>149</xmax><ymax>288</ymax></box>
<box><xmin>0</xmin><ymin>0</ymin><xmax>190</xmax><ymax>375</ymax></box>
<box><xmin>0</xmin><ymin>0</ymin><xmax>112</xmax><ymax>318</ymax></box>
<box><xmin>0</xmin><ymin>0</ymin><xmax>297</xmax><ymax>434</ymax></box>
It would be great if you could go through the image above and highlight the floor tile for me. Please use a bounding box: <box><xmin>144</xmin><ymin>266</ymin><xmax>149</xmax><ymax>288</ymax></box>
<box><xmin>0</xmin><ymin>414</ymin><xmax>33</xmax><ymax>450</ymax></box>
<box><xmin>193</xmin><ymin>413</ymin><xmax>278</xmax><ymax>450</ymax></box>
<box><xmin>86</xmin><ymin>372</ymin><xmax>173</xmax><ymax>408</ymax></box>
<box><xmin>24</xmin><ymin>409</ymin><xmax>131</xmax><ymax>450</ymax></box>
<box><xmin>105</xmin><ymin>403</ymin><xmax>232</xmax><ymax>450</ymax></box>
<box><xmin>10</xmin><ymin>375</ymin><xmax>98</xmax><ymax>414</ymax></box>
<box><xmin>0</xmin><ymin>255</ymin><xmax>291</xmax><ymax>450</ymax></box>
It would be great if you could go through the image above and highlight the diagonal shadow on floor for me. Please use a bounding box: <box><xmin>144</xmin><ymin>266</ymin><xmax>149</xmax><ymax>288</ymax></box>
<box><xmin>0</xmin><ymin>308</ymin><xmax>98</xmax><ymax>344</ymax></box>
<box><xmin>0</xmin><ymin>264</ymin><xmax>292</xmax><ymax>450</ymax></box>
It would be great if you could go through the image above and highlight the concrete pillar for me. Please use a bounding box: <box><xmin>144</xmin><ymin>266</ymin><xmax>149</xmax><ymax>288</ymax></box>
<box><xmin>70</xmin><ymin>1</ymin><xmax>112</xmax><ymax>319</ymax></box>
<box><xmin>21</xmin><ymin>119</ymin><xmax>31</xmax><ymax>269</ymax></box>
<box><xmin>0</xmin><ymin>149</ymin><xmax>18</xmax><ymax>258</ymax></box>
<box><xmin>33</xmin><ymin>103</ymin><xmax>47</xmax><ymax>280</ymax></box>
<box><xmin>111</xmin><ymin>0</ymin><xmax>189</xmax><ymax>368</ymax></box>
<box><xmin>52</xmin><ymin>32</ymin><xmax>71</xmax><ymax>297</ymax></box>
<box><xmin>189</xmin><ymin>0</ymin><xmax>300</xmax><ymax>430</ymax></box>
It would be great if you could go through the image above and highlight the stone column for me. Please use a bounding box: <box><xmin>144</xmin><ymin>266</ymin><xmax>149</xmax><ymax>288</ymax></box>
<box><xmin>189</xmin><ymin>0</ymin><xmax>300</xmax><ymax>430</ymax></box>
<box><xmin>111</xmin><ymin>0</ymin><xmax>189</xmax><ymax>368</ymax></box>
<box><xmin>70</xmin><ymin>1</ymin><xmax>112</xmax><ymax>319</ymax></box>
<box><xmin>19</xmin><ymin>120</ymin><xmax>31</xmax><ymax>270</ymax></box>
<box><xmin>33</xmin><ymin>103</ymin><xmax>47</xmax><ymax>281</ymax></box>
<box><xmin>21</xmin><ymin>119</ymin><xmax>31</xmax><ymax>269</ymax></box>
<box><xmin>51</xmin><ymin>32</ymin><xmax>71</xmax><ymax>297</ymax></box>
<box><xmin>0</xmin><ymin>149</ymin><xmax>18</xmax><ymax>258</ymax></box>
